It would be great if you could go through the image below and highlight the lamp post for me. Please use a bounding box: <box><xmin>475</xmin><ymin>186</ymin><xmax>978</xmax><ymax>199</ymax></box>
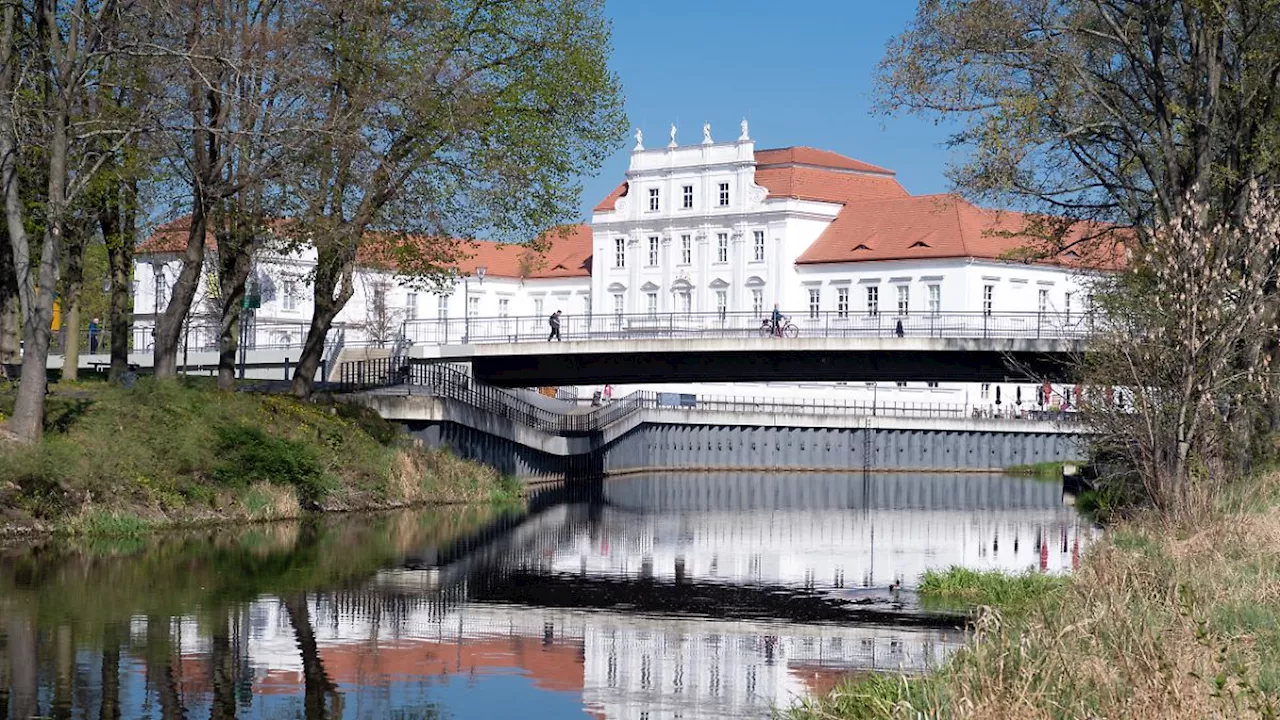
<box><xmin>150</xmin><ymin>259</ymin><xmax>164</xmax><ymax>361</ymax></box>
<box><xmin>462</xmin><ymin>265</ymin><xmax>486</xmax><ymax>343</ymax></box>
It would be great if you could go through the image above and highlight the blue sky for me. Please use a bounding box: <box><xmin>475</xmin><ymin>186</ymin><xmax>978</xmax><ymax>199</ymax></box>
<box><xmin>575</xmin><ymin>0</ymin><xmax>959</xmax><ymax>219</ymax></box>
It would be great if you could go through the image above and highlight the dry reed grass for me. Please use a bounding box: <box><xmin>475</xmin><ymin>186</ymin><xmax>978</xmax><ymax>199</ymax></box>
<box><xmin>795</xmin><ymin>473</ymin><xmax>1280</xmax><ymax>719</ymax></box>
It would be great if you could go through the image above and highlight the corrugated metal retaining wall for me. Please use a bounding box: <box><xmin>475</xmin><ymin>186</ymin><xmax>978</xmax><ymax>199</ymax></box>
<box><xmin>402</xmin><ymin>420</ymin><xmax>1085</xmax><ymax>479</ymax></box>
<box><xmin>603</xmin><ymin>424</ymin><xmax>1084</xmax><ymax>473</ymax></box>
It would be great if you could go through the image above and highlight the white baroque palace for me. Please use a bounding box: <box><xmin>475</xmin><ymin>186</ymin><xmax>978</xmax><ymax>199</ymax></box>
<box><xmin>133</xmin><ymin>121</ymin><xmax>1106</xmax><ymax>406</ymax></box>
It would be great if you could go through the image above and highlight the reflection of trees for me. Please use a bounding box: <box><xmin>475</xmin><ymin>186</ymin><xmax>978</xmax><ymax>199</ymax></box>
<box><xmin>7</xmin><ymin>616</ymin><xmax>36</xmax><ymax>720</ymax></box>
<box><xmin>210</xmin><ymin>617</ymin><xmax>237</xmax><ymax>720</ymax></box>
<box><xmin>146</xmin><ymin>615</ymin><xmax>186</xmax><ymax>720</ymax></box>
<box><xmin>286</xmin><ymin>594</ymin><xmax>343</xmax><ymax>720</ymax></box>
<box><xmin>100</xmin><ymin>624</ymin><xmax>122</xmax><ymax>720</ymax></box>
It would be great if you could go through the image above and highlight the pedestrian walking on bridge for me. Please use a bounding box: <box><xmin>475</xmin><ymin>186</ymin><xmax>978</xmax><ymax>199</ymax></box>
<box><xmin>548</xmin><ymin>310</ymin><xmax>562</xmax><ymax>341</ymax></box>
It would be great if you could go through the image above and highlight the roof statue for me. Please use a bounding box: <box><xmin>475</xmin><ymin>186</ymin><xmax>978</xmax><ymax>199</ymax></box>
<box><xmin>702</xmin><ymin>122</ymin><xmax>712</xmax><ymax>144</ymax></box>
<box><xmin>634</xmin><ymin>127</ymin><xmax>643</xmax><ymax>151</ymax></box>
<box><xmin>739</xmin><ymin>118</ymin><xmax>750</xmax><ymax>141</ymax></box>
<box><xmin>668</xmin><ymin>123</ymin><xmax>678</xmax><ymax>147</ymax></box>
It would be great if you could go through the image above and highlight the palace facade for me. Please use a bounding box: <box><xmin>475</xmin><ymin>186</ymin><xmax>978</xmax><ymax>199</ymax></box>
<box><xmin>133</xmin><ymin>122</ymin><xmax>1104</xmax><ymax>405</ymax></box>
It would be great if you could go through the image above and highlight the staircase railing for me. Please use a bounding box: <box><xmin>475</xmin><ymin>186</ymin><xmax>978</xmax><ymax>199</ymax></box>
<box><xmin>337</xmin><ymin>358</ymin><xmax>649</xmax><ymax>434</ymax></box>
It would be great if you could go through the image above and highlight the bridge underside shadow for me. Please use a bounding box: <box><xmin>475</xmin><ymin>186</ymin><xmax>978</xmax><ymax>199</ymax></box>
<box><xmin>471</xmin><ymin>349</ymin><xmax>1074</xmax><ymax>387</ymax></box>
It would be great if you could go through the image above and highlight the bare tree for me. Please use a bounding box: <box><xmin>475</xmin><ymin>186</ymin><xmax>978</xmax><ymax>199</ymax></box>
<box><xmin>1082</xmin><ymin>185</ymin><xmax>1280</xmax><ymax>514</ymax></box>
<box><xmin>359</xmin><ymin>276</ymin><xmax>403</xmax><ymax>349</ymax></box>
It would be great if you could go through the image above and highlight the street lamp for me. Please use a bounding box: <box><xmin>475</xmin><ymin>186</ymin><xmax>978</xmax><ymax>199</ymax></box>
<box><xmin>150</xmin><ymin>258</ymin><xmax>164</xmax><ymax>359</ymax></box>
<box><xmin>462</xmin><ymin>265</ymin><xmax>486</xmax><ymax>343</ymax></box>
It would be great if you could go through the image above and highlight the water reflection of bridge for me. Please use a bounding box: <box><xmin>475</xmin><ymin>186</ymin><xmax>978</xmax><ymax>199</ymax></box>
<box><xmin>378</xmin><ymin>472</ymin><xmax>1091</xmax><ymax>601</ymax></box>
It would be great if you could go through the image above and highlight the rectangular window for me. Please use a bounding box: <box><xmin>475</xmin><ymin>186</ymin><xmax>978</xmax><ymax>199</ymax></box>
<box><xmin>614</xmin><ymin>237</ymin><xmax>626</xmax><ymax>268</ymax></box>
<box><xmin>983</xmin><ymin>284</ymin><xmax>994</xmax><ymax>316</ymax></box>
<box><xmin>467</xmin><ymin>295</ymin><xmax>479</xmax><ymax>317</ymax></box>
<box><xmin>1065</xmin><ymin>292</ymin><xmax>1073</xmax><ymax>320</ymax></box>
<box><xmin>1038</xmin><ymin>288</ymin><xmax>1049</xmax><ymax>314</ymax></box>
<box><xmin>498</xmin><ymin>297</ymin><xmax>509</xmax><ymax>317</ymax></box>
<box><xmin>613</xmin><ymin>293</ymin><xmax>624</xmax><ymax>315</ymax></box>
<box><xmin>753</xmin><ymin>231</ymin><xmax>765</xmax><ymax>262</ymax></box>
<box><xmin>716</xmin><ymin>233</ymin><xmax>728</xmax><ymax>263</ymax></box>
<box><xmin>927</xmin><ymin>284</ymin><xmax>940</xmax><ymax>315</ymax></box>
<box><xmin>715</xmin><ymin>290</ymin><xmax>727</xmax><ymax>316</ymax></box>
<box><xmin>866</xmin><ymin>286</ymin><xmax>879</xmax><ymax>317</ymax></box>
<box><xmin>679</xmin><ymin>290</ymin><xmax>691</xmax><ymax>313</ymax></box>
<box><xmin>282</xmin><ymin>279</ymin><xmax>297</xmax><ymax>311</ymax></box>
<box><xmin>896</xmin><ymin>381</ymin><xmax>908</xmax><ymax>388</ymax></box>
<box><xmin>584</xmin><ymin>295</ymin><xmax>591</xmax><ymax>317</ymax></box>
<box><xmin>648</xmin><ymin>187</ymin><xmax>660</xmax><ymax>211</ymax></box>
<box><xmin>405</xmin><ymin>291</ymin><xmax>418</xmax><ymax>320</ymax></box>
<box><xmin>751</xmin><ymin>289</ymin><xmax>763</xmax><ymax>315</ymax></box>
<box><xmin>646</xmin><ymin>292</ymin><xmax>658</xmax><ymax>316</ymax></box>
<box><xmin>648</xmin><ymin>236</ymin><xmax>659</xmax><ymax>266</ymax></box>
<box><xmin>680</xmin><ymin>235</ymin><xmax>692</xmax><ymax>264</ymax></box>
<box><xmin>808</xmin><ymin>288</ymin><xmax>821</xmax><ymax>319</ymax></box>
<box><xmin>718</xmin><ymin>182</ymin><xmax>730</xmax><ymax>206</ymax></box>
<box><xmin>927</xmin><ymin>381</ymin><xmax>939</xmax><ymax>388</ymax></box>
<box><xmin>836</xmin><ymin>287</ymin><xmax>849</xmax><ymax>318</ymax></box>
<box><xmin>896</xmin><ymin>285</ymin><xmax>909</xmax><ymax>316</ymax></box>
<box><xmin>534</xmin><ymin>298</ymin><xmax>544</xmax><ymax>317</ymax></box>
<box><xmin>682</xmin><ymin>185</ymin><xmax>693</xmax><ymax>209</ymax></box>
<box><xmin>981</xmin><ymin>383</ymin><xmax>991</xmax><ymax>399</ymax></box>
<box><xmin>437</xmin><ymin>295</ymin><xmax>448</xmax><ymax>320</ymax></box>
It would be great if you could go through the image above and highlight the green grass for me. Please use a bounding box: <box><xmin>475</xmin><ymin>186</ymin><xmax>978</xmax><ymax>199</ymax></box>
<box><xmin>1004</xmin><ymin>460</ymin><xmax>1081</xmax><ymax>480</ymax></box>
<box><xmin>917</xmin><ymin>566</ymin><xmax>1069</xmax><ymax>614</ymax></box>
<box><xmin>788</xmin><ymin>673</ymin><xmax>943</xmax><ymax>720</ymax></box>
<box><xmin>0</xmin><ymin>378</ymin><xmax>520</xmax><ymax>535</ymax></box>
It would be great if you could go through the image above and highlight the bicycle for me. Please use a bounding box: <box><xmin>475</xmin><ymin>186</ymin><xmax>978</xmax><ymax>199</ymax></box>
<box><xmin>759</xmin><ymin>316</ymin><xmax>799</xmax><ymax>338</ymax></box>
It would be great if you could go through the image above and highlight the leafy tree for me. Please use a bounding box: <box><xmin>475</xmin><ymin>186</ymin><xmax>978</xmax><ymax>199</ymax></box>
<box><xmin>282</xmin><ymin>0</ymin><xmax>626</xmax><ymax>398</ymax></box>
<box><xmin>878</xmin><ymin>0</ymin><xmax>1280</xmax><ymax>240</ymax></box>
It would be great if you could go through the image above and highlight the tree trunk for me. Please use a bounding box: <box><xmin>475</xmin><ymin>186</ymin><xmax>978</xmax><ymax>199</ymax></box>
<box><xmin>290</xmin><ymin>248</ymin><xmax>353</xmax><ymax>398</ymax></box>
<box><xmin>101</xmin><ymin>180</ymin><xmax>135</xmax><ymax>384</ymax></box>
<box><xmin>152</xmin><ymin>205</ymin><xmax>208</xmax><ymax>380</ymax></box>
<box><xmin>284</xmin><ymin>594</ymin><xmax>336</xmax><ymax>720</ymax></box>
<box><xmin>216</xmin><ymin>230</ymin><xmax>251</xmax><ymax>391</ymax></box>
<box><xmin>61</xmin><ymin>298</ymin><xmax>80</xmax><ymax>383</ymax></box>
<box><xmin>0</xmin><ymin>226</ymin><xmax>18</xmax><ymax>375</ymax></box>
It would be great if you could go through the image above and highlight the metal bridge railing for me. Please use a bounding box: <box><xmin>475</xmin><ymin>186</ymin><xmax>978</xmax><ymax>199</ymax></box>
<box><xmin>337</xmin><ymin>359</ymin><xmax>1082</xmax><ymax>434</ymax></box>
<box><xmin>401</xmin><ymin>310</ymin><xmax>1098</xmax><ymax>346</ymax></box>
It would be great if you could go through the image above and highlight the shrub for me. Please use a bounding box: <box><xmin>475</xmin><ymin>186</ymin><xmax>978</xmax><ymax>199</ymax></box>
<box><xmin>212</xmin><ymin>423</ymin><xmax>329</xmax><ymax>502</ymax></box>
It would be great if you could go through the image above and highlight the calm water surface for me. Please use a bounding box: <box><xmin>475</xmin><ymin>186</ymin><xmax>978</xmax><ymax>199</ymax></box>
<box><xmin>0</xmin><ymin>472</ymin><xmax>1093</xmax><ymax>719</ymax></box>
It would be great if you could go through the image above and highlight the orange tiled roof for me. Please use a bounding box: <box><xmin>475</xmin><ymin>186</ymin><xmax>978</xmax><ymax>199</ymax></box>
<box><xmin>755</xmin><ymin>146</ymin><xmax>895</xmax><ymax>175</ymax></box>
<box><xmin>593</xmin><ymin>181</ymin><xmax>628</xmax><ymax>213</ymax></box>
<box><xmin>137</xmin><ymin>217</ymin><xmax>593</xmax><ymax>279</ymax></box>
<box><xmin>794</xmin><ymin>194</ymin><xmax>1120</xmax><ymax>268</ymax></box>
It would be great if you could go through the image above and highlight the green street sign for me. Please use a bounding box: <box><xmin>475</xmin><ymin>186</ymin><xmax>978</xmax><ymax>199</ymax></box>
<box><xmin>242</xmin><ymin>293</ymin><xmax>261</xmax><ymax>309</ymax></box>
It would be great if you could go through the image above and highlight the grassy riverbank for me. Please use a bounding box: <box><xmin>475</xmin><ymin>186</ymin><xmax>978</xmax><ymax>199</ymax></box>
<box><xmin>1003</xmin><ymin>461</ymin><xmax>1080</xmax><ymax>480</ymax></box>
<box><xmin>791</xmin><ymin>473</ymin><xmax>1280</xmax><ymax>719</ymax></box>
<box><xmin>0</xmin><ymin>379</ymin><xmax>519</xmax><ymax>537</ymax></box>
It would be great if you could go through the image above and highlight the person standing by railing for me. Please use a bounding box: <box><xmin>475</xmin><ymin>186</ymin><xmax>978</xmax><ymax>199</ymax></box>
<box><xmin>771</xmin><ymin>304</ymin><xmax>782</xmax><ymax>337</ymax></box>
<box><xmin>88</xmin><ymin>318</ymin><xmax>101</xmax><ymax>353</ymax></box>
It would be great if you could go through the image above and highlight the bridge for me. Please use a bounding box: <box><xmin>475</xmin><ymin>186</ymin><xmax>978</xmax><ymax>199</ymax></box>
<box><xmin>402</xmin><ymin>310</ymin><xmax>1090</xmax><ymax>385</ymax></box>
<box><xmin>38</xmin><ymin>310</ymin><xmax>1090</xmax><ymax>385</ymax></box>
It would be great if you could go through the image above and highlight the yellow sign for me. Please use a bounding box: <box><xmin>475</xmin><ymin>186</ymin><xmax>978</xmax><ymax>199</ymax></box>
<box><xmin>51</xmin><ymin>301</ymin><xmax>60</xmax><ymax>332</ymax></box>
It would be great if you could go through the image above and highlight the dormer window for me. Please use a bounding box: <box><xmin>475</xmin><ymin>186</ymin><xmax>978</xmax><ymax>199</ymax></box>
<box><xmin>718</xmin><ymin>182</ymin><xmax>730</xmax><ymax>206</ymax></box>
<box><xmin>648</xmin><ymin>188</ymin><xmax>660</xmax><ymax>211</ymax></box>
<box><xmin>909</xmin><ymin>241</ymin><xmax>930</xmax><ymax>249</ymax></box>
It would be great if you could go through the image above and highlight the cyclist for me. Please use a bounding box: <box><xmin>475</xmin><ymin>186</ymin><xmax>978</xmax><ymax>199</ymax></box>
<box><xmin>771</xmin><ymin>304</ymin><xmax>783</xmax><ymax>337</ymax></box>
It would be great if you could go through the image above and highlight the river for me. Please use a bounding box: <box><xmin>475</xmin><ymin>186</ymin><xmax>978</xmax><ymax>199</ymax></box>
<box><xmin>0</xmin><ymin>471</ymin><xmax>1092</xmax><ymax>719</ymax></box>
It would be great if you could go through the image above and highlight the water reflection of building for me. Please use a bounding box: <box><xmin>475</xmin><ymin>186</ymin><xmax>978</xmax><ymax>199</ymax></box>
<box><xmin>545</xmin><ymin>473</ymin><xmax>1095</xmax><ymax>588</ymax></box>
<box><xmin>159</xmin><ymin>597</ymin><xmax>959</xmax><ymax>720</ymax></box>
